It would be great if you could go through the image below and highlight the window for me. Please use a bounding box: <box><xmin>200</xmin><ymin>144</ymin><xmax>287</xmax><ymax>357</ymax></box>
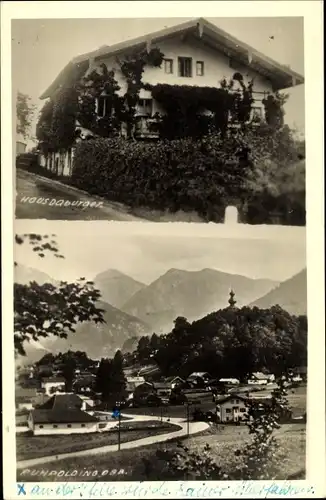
<box><xmin>251</xmin><ymin>107</ymin><xmax>263</xmax><ymax>120</ymax></box>
<box><xmin>233</xmin><ymin>406</ymin><xmax>239</xmax><ymax>411</ymax></box>
<box><xmin>81</xmin><ymin>424</ymin><xmax>86</xmax><ymax>428</ymax></box>
<box><xmin>226</xmin><ymin>408</ymin><xmax>231</xmax><ymax>413</ymax></box>
<box><xmin>235</xmin><ymin>399</ymin><xmax>239</xmax><ymax>403</ymax></box>
<box><xmin>226</xmin><ymin>417</ymin><xmax>230</xmax><ymax>421</ymax></box>
<box><xmin>164</xmin><ymin>59</ymin><xmax>173</xmax><ymax>74</ymax></box>
<box><xmin>178</xmin><ymin>57</ymin><xmax>192</xmax><ymax>77</ymax></box>
<box><xmin>240</xmin><ymin>408</ymin><xmax>246</xmax><ymax>413</ymax></box>
<box><xmin>67</xmin><ymin>424</ymin><xmax>71</xmax><ymax>428</ymax></box>
<box><xmin>53</xmin><ymin>425</ymin><xmax>58</xmax><ymax>428</ymax></box>
<box><xmin>97</xmin><ymin>96</ymin><xmax>112</xmax><ymax>118</ymax></box>
<box><xmin>39</xmin><ymin>425</ymin><xmax>43</xmax><ymax>428</ymax></box>
<box><xmin>196</xmin><ymin>61</ymin><xmax>204</xmax><ymax>76</ymax></box>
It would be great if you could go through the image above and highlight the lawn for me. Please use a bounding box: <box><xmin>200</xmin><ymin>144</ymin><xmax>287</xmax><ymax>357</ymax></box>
<box><xmin>17</xmin><ymin>423</ymin><xmax>306</xmax><ymax>482</ymax></box>
<box><xmin>16</xmin><ymin>420</ymin><xmax>180</xmax><ymax>461</ymax></box>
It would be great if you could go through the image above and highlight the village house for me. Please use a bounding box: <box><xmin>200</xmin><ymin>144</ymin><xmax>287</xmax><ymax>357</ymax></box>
<box><xmin>164</xmin><ymin>376</ymin><xmax>185</xmax><ymax>389</ymax></box>
<box><xmin>38</xmin><ymin>17</ymin><xmax>304</xmax><ymax>176</ymax></box>
<box><xmin>41</xmin><ymin>377</ymin><xmax>66</xmax><ymax>396</ymax></box>
<box><xmin>187</xmin><ymin>372</ymin><xmax>211</xmax><ymax>386</ymax></box>
<box><xmin>27</xmin><ymin>409</ymin><xmax>99</xmax><ymax>435</ymax></box>
<box><xmin>126</xmin><ymin>376</ymin><xmax>146</xmax><ymax>391</ymax></box>
<box><xmin>215</xmin><ymin>394</ymin><xmax>249</xmax><ymax>423</ymax></box>
<box><xmin>219</xmin><ymin>377</ymin><xmax>240</xmax><ymax>385</ymax></box>
<box><xmin>16</xmin><ymin>133</ymin><xmax>27</xmax><ymax>156</ymax></box>
<box><xmin>248</xmin><ymin>372</ymin><xmax>275</xmax><ymax>385</ymax></box>
<box><xmin>152</xmin><ymin>382</ymin><xmax>172</xmax><ymax>399</ymax></box>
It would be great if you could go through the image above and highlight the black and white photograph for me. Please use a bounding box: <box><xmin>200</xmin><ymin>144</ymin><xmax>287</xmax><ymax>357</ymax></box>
<box><xmin>13</xmin><ymin>16</ymin><xmax>305</xmax><ymax>224</ymax></box>
<box><xmin>2</xmin><ymin>1</ymin><xmax>324</xmax><ymax>498</ymax></box>
<box><xmin>14</xmin><ymin>223</ymin><xmax>308</xmax><ymax>482</ymax></box>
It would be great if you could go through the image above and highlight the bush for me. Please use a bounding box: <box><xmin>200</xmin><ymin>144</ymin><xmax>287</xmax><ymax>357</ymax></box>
<box><xmin>71</xmin><ymin>128</ymin><xmax>305</xmax><ymax>224</ymax></box>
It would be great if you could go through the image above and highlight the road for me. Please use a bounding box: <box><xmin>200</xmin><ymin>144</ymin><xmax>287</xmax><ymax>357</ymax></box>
<box><xmin>16</xmin><ymin>413</ymin><xmax>209</xmax><ymax>469</ymax></box>
<box><xmin>15</xmin><ymin>169</ymin><xmax>146</xmax><ymax>221</ymax></box>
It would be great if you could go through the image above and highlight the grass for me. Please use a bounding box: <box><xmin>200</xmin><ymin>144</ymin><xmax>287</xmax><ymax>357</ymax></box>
<box><xmin>17</xmin><ymin>423</ymin><xmax>305</xmax><ymax>482</ymax></box>
<box><xmin>16</xmin><ymin>421</ymin><xmax>179</xmax><ymax>461</ymax></box>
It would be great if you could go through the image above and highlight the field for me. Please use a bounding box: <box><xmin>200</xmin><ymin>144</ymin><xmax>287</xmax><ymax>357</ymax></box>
<box><xmin>16</xmin><ymin>420</ymin><xmax>179</xmax><ymax>461</ymax></box>
<box><xmin>17</xmin><ymin>423</ymin><xmax>306</xmax><ymax>482</ymax></box>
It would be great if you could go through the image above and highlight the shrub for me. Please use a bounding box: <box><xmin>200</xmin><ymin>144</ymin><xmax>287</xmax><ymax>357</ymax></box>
<box><xmin>71</xmin><ymin>127</ymin><xmax>305</xmax><ymax>224</ymax></box>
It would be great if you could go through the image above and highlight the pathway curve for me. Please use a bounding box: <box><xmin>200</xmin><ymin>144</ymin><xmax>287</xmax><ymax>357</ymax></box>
<box><xmin>16</xmin><ymin>414</ymin><xmax>209</xmax><ymax>469</ymax></box>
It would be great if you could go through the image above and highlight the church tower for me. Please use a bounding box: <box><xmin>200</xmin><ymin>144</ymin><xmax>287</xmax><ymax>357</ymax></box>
<box><xmin>228</xmin><ymin>290</ymin><xmax>237</xmax><ymax>308</ymax></box>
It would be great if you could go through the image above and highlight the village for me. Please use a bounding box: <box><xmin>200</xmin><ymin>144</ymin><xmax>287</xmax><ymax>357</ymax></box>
<box><xmin>16</xmin><ymin>355</ymin><xmax>306</xmax><ymax>437</ymax></box>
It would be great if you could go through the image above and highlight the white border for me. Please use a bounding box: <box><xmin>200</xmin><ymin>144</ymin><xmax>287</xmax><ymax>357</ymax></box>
<box><xmin>2</xmin><ymin>1</ymin><xmax>325</xmax><ymax>498</ymax></box>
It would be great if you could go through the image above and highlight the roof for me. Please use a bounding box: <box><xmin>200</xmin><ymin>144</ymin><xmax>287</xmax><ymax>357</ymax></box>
<box><xmin>219</xmin><ymin>378</ymin><xmax>240</xmax><ymax>383</ymax></box>
<box><xmin>31</xmin><ymin>409</ymin><xmax>98</xmax><ymax>424</ymax></box>
<box><xmin>40</xmin><ymin>17</ymin><xmax>304</xmax><ymax>100</ymax></box>
<box><xmin>42</xmin><ymin>377</ymin><xmax>65</xmax><ymax>384</ymax></box>
<box><xmin>251</xmin><ymin>372</ymin><xmax>272</xmax><ymax>380</ymax></box>
<box><xmin>37</xmin><ymin>393</ymin><xmax>93</xmax><ymax>411</ymax></box>
<box><xmin>216</xmin><ymin>394</ymin><xmax>273</xmax><ymax>406</ymax></box>
<box><xmin>165</xmin><ymin>376</ymin><xmax>185</xmax><ymax>383</ymax></box>
<box><xmin>153</xmin><ymin>382</ymin><xmax>172</xmax><ymax>390</ymax></box>
<box><xmin>188</xmin><ymin>372</ymin><xmax>210</xmax><ymax>378</ymax></box>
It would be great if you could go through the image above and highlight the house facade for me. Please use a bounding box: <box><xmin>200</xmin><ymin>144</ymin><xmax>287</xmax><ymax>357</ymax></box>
<box><xmin>28</xmin><ymin>409</ymin><xmax>99</xmax><ymax>435</ymax></box>
<box><xmin>38</xmin><ymin>18</ymin><xmax>304</xmax><ymax>176</ymax></box>
<box><xmin>248</xmin><ymin>372</ymin><xmax>275</xmax><ymax>385</ymax></box>
<box><xmin>41</xmin><ymin>377</ymin><xmax>66</xmax><ymax>396</ymax></box>
<box><xmin>216</xmin><ymin>395</ymin><xmax>249</xmax><ymax>423</ymax></box>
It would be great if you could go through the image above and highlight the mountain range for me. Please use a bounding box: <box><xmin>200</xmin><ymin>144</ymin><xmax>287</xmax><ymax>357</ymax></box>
<box><xmin>93</xmin><ymin>269</ymin><xmax>146</xmax><ymax>308</ymax></box>
<box><xmin>122</xmin><ymin>268</ymin><xmax>278</xmax><ymax>333</ymax></box>
<box><xmin>15</xmin><ymin>265</ymin><xmax>151</xmax><ymax>364</ymax></box>
<box><xmin>250</xmin><ymin>268</ymin><xmax>307</xmax><ymax>315</ymax></box>
<box><xmin>15</xmin><ymin>264</ymin><xmax>306</xmax><ymax>364</ymax></box>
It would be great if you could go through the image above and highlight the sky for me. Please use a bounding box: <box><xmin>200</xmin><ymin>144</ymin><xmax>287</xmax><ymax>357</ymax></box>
<box><xmin>14</xmin><ymin>222</ymin><xmax>306</xmax><ymax>284</ymax></box>
<box><xmin>12</xmin><ymin>16</ymin><xmax>305</xmax><ymax>146</ymax></box>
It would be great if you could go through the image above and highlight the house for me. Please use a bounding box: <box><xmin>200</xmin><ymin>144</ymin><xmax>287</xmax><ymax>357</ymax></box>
<box><xmin>41</xmin><ymin>377</ymin><xmax>66</xmax><ymax>396</ymax></box>
<box><xmin>164</xmin><ymin>376</ymin><xmax>185</xmax><ymax>389</ymax></box>
<box><xmin>36</xmin><ymin>393</ymin><xmax>93</xmax><ymax>412</ymax></box>
<box><xmin>219</xmin><ymin>378</ymin><xmax>240</xmax><ymax>385</ymax></box>
<box><xmin>126</xmin><ymin>376</ymin><xmax>146</xmax><ymax>391</ymax></box>
<box><xmin>152</xmin><ymin>382</ymin><xmax>172</xmax><ymax>399</ymax></box>
<box><xmin>187</xmin><ymin>372</ymin><xmax>211</xmax><ymax>387</ymax></box>
<box><xmin>248</xmin><ymin>372</ymin><xmax>275</xmax><ymax>385</ymax></box>
<box><xmin>38</xmin><ymin>17</ymin><xmax>304</xmax><ymax>175</ymax></box>
<box><xmin>16</xmin><ymin>133</ymin><xmax>27</xmax><ymax>156</ymax></box>
<box><xmin>215</xmin><ymin>394</ymin><xmax>250</xmax><ymax>423</ymax></box>
<box><xmin>131</xmin><ymin>382</ymin><xmax>155</xmax><ymax>404</ymax></box>
<box><xmin>15</xmin><ymin>387</ymin><xmax>48</xmax><ymax>410</ymax></box>
<box><xmin>27</xmin><ymin>409</ymin><xmax>99</xmax><ymax>435</ymax></box>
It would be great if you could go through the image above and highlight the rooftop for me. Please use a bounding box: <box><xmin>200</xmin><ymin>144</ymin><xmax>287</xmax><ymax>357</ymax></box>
<box><xmin>31</xmin><ymin>409</ymin><xmax>98</xmax><ymax>424</ymax></box>
<box><xmin>37</xmin><ymin>393</ymin><xmax>93</xmax><ymax>411</ymax></box>
<box><xmin>40</xmin><ymin>17</ymin><xmax>304</xmax><ymax>100</ymax></box>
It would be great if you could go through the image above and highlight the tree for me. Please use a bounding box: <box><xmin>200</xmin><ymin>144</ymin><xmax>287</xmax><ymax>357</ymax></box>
<box><xmin>110</xmin><ymin>350</ymin><xmax>126</xmax><ymax>397</ymax></box>
<box><xmin>16</xmin><ymin>91</ymin><xmax>36</xmax><ymax>139</ymax></box>
<box><xmin>14</xmin><ymin>234</ymin><xmax>105</xmax><ymax>357</ymax></box>
<box><xmin>61</xmin><ymin>351</ymin><xmax>78</xmax><ymax>391</ymax></box>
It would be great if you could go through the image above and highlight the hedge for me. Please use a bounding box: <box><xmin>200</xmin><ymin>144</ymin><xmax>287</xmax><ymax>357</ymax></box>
<box><xmin>71</xmin><ymin>135</ymin><xmax>305</xmax><ymax>224</ymax></box>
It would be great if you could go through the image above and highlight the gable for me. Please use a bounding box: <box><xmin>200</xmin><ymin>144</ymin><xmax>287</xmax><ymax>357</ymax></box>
<box><xmin>40</xmin><ymin>17</ymin><xmax>303</xmax><ymax>100</ymax></box>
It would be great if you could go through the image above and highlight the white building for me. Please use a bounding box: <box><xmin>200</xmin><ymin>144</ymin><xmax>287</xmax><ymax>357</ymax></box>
<box><xmin>41</xmin><ymin>377</ymin><xmax>66</xmax><ymax>396</ymax></box>
<box><xmin>248</xmin><ymin>372</ymin><xmax>275</xmax><ymax>385</ymax></box>
<box><xmin>28</xmin><ymin>408</ymin><xmax>99</xmax><ymax>435</ymax></box>
<box><xmin>216</xmin><ymin>395</ymin><xmax>249</xmax><ymax>423</ymax></box>
<box><xmin>38</xmin><ymin>17</ymin><xmax>304</xmax><ymax>176</ymax></box>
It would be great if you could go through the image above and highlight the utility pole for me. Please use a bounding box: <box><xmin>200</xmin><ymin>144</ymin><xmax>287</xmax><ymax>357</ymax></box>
<box><xmin>117</xmin><ymin>402</ymin><xmax>121</xmax><ymax>451</ymax></box>
<box><xmin>186</xmin><ymin>402</ymin><xmax>190</xmax><ymax>436</ymax></box>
